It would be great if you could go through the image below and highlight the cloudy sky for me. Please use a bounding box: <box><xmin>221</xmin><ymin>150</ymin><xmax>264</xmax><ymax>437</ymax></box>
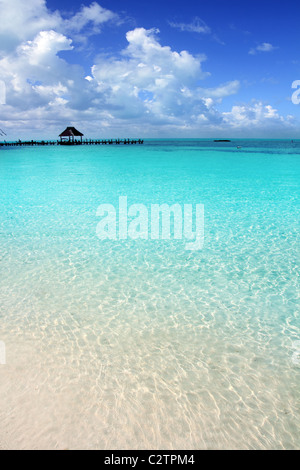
<box><xmin>0</xmin><ymin>0</ymin><xmax>300</xmax><ymax>139</ymax></box>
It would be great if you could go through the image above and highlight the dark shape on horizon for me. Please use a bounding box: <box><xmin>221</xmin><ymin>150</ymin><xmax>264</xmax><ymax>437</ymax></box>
<box><xmin>214</xmin><ymin>139</ymin><xmax>231</xmax><ymax>142</ymax></box>
<box><xmin>59</xmin><ymin>126</ymin><xmax>84</xmax><ymax>143</ymax></box>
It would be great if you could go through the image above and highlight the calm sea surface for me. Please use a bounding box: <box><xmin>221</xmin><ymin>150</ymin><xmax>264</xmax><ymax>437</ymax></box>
<box><xmin>0</xmin><ymin>139</ymin><xmax>299</xmax><ymax>449</ymax></box>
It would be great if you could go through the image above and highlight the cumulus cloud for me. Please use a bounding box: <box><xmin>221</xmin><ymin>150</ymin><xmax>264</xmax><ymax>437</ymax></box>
<box><xmin>0</xmin><ymin>0</ymin><xmax>61</xmax><ymax>46</ymax></box>
<box><xmin>249</xmin><ymin>42</ymin><xmax>277</xmax><ymax>55</ymax></box>
<box><xmin>0</xmin><ymin>0</ymin><xmax>119</xmax><ymax>53</ymax></box>
<box><xmin>19</xmin><ymin>30</ymin><xmax>73</xmax><ymax>66</ymax></box>
<box><xmin>0</xmin><ymin>0</ymin><xmax>122</xmax><ymax>131</ymax></box>
<box><xmin>0</xmin><ymin>26</ymin><xmax>95</xmax><ymax>126</ymax></box>
<box><xmin>0</xmin><ymin>0</ymin><xmax>294</xmax><ymax>138</ymax></box>
<box><xmin>222</xmin><ymin>102</ymin><xmax>287</xmax><ymax>131</ymax></box>
<box><xmin>89</xmin><ymin>30</ymin><xmax>241</xmax><ymax>129</ymax></box>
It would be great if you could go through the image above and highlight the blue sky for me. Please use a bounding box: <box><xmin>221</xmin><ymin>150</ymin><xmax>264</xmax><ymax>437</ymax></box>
<box><xmin>0</xmin><ymin>0</ymin><xmax>300</xmax><ymax>138</ymax></box>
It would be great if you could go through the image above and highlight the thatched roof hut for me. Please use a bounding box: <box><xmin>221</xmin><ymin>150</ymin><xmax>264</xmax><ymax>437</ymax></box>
<box><xmin>59</xmin><ymin>127</ymin><xmax>84</xmax><ymax>142</ymax></box>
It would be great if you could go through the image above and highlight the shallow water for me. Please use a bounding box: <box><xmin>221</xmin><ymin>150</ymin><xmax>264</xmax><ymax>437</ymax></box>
<box><xmin>0</xmin><ymin>139</ymin><xmax>299</xmax><ymax>449</ymax></box>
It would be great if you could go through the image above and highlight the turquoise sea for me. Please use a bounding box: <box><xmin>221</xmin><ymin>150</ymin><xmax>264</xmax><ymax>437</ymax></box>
<box><xmin>0</xmin><ymin>139</ymin><xmax>299</xmax><ymax>449</ymax></box>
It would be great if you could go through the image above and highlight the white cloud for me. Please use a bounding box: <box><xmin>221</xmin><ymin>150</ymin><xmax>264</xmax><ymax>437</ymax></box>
<box><xmin>64</xmin><ymin>2</ymin><xmax>120</xmax><ymax>35</ymax></box>
<box><xmin>197</xmin><ymin>80</ymin><xmax>240</xmax><ymax>100</ymax></box>
<box><xmin>0</xmin><ymin>1</ymin><xmax>295</xmax><ymax>138</ymax></box>
<box><xmin>249</xmin><ymin>42</ymin><xmax>277</xmax><ymax>55</ymax></box>
<box><xmin>33</xmin><ymin>82</ymin><xmax>69</xmax><ymax>98</ymax></box>
<box><xmin>0</xmin><ymin>0</ymin><xmax>61</xmax><ymax>47</ymax></box>
<box><xmin>19</xmin><ymin>30</ymin><xmax>73</xmax><ymax>66</ymax></box>
<box><xmin>90</xmin><ymin>27</ymin><xmax>210</xmax><ymax>122</ymax></box>
<box><xmin>0</xmin><ymin>0</ymin><xmax>119</xmax><ymax>53</ymax></box>
<box><xmin>168</xmin><ymin>18</ymin><xmax>211</xmax><ymax>34</ymax></box>
<box><xmin>222</xmin><ymin>101</ymin><xmax>284</xmax><ymax>128</ymax></box>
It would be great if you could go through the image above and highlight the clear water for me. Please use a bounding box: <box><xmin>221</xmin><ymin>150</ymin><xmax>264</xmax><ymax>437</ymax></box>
<box><xmin>0</xmin><ymin>139</ymin><xmax>299</xmax><ymax>449</ymax></box>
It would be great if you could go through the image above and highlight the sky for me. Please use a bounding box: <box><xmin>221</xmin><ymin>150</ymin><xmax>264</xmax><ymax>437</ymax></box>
<box><xmin>0</xmin><ymin>0</ymin><xmax>300</xmax><ymax>139</ymax></box>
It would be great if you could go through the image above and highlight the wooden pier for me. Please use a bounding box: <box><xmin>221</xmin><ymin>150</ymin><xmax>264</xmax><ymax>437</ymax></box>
<box><xmin>0</xmin><ymin>138</ymin><xmax>144</xmax><ymax>148</ymax></box>
<box><xmin>0</xmin><ymin>127</ymin><xmax>144</xmax><ymax>148</ymax></box>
